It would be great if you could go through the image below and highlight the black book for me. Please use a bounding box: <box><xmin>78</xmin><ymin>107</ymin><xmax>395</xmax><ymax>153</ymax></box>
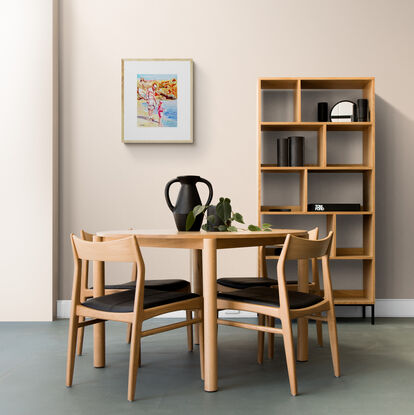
<box><xmin>308</xmin><ymin>203</ymin><xmax>361</xmax><ymax>212</ymax></box>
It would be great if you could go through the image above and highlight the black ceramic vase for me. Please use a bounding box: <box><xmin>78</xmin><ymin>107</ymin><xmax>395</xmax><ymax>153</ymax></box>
<box><xmin>165</xmin><ymin>176</ymin><xmax>213</xmax><ymax>231</ymax></box>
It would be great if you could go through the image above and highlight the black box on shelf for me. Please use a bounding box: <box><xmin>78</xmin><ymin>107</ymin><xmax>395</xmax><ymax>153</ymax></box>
<box><xmin>307</xmin><ymin>203</ymin><xmax>361</xmax><ymax>212</ymax></box>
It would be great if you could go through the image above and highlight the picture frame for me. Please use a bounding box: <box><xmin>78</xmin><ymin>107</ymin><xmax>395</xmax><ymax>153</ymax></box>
<box><xmin>122</xmin><ymin>58</ymin><xmax>193</xmax><ymax>143</ymax></box>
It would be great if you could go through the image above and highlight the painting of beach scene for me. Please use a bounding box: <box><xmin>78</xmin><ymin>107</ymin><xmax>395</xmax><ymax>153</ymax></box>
<box><xmin>122</xmin><ymin>59</ymin><xmax>192</xmax><ymax>143</ymax></box>
<box><xmin>137</xmin><ymin>74</ymin><xmax>177</xmax><ymax>127</ymax></box>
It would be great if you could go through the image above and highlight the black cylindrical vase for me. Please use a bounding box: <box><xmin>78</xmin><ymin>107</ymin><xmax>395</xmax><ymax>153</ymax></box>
<box><xmin>277</xmin><ymin>138</ymin><xmax>289</xmax><ymax>166</ymax></box>
<box><xmin>317</xmin><ymin>102</ymin><xmax>329</xmax><ymax>122</ymax></box>
<box><xmin>288</xmin><ymin>136</ymin><xmax>304</xmax><ymax>166</ymax></box>
<box><xmin>357</xmin><ymin>99</ymin><xmax>369</xmax><ymax>122</ymax></box>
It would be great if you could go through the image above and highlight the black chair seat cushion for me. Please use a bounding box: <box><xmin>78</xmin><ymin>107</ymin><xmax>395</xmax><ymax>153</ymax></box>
<box><xmin>218</xmin><ymin>287</ymin><xmax>323</xmax><ymax>310</ymax></box>
<box><xmin>82</xmin><ymin>288</ymin><xmax>199</xmax><ymax>313</ymax></box>
<box><xmin>104</xmin><ymin>279</ymin><xmax>190</xmax><ymax>291</ymax></box>
<box><xmin>217</xmin><ymin>277</ymin><xmax>298</xmax><ymax>290</ymax></box>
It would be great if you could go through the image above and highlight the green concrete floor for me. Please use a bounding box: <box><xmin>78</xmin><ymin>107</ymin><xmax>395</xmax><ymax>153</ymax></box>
<box><xmin>0</xmin><ymin>318</ymin><xmax>413</xmax><ymax>414</ymax></box>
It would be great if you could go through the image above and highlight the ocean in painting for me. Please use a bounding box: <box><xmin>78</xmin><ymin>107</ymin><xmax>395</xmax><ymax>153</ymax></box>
<box><xmin>137</xmin><ymin>73</ymin><xmax>177</xmax><ymax>127</ymax></box>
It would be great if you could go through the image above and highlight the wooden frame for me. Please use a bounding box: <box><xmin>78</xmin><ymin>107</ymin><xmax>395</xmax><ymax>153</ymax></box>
<box><xmin>217</xmin><ymin>232</ymin><xmax>340</xmax><ymax>396</ymax></box>
<box><xmin>122</xmin><ymin>58</ymin><xmax>193</xmax><ymax>143</ymax></box>
<box><xmin>258</xmin><ymin>77</ymin><xmax>375</xmax><ymax>312</ymax></box>
<box><xmin>66</xmin><ymin>234</ymin><xmax>204</xmax><ymax>401</ymax></box>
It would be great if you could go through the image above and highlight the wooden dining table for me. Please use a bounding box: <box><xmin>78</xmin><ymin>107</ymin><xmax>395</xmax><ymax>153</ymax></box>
<box><xmin>96</xmin><ymin>228</ymin><xmax>308</xmax><ymax>392</ymax></box>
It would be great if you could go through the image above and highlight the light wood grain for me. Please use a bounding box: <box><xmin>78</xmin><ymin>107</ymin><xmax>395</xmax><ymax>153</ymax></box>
<box><xmin>258</xmin><ymin>77</ymin><xmax>375</xmax><ymax>317</ymax></box>
<box><xmin>202</xmin><ymin>238</ymin><xmax>218</xmax><ymax>392</ymax></box>
<box><xmin>217</xmin><ymin>232</ymin><xmax>339</xmax><ymax>396</ymax></box>
<box><xmin>66</xmin><ymin>234</ymin><xmax>204</xmax><ymax>401</ymax></box>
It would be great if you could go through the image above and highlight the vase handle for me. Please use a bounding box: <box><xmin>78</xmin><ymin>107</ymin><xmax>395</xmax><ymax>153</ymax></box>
<box><xmin>197</xmin><ymin>177</ymin><xmax>214</xmax><ymax>206</ymax></box>
<box><xmin>164</xmin><ymin>178</ymin><xmax>180</xmax><ymax>212</ymax></box>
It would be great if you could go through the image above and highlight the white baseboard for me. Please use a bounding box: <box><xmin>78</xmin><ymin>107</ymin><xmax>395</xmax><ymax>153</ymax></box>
<box><xmin>56</xmin><ymin>299</ymin><xmax>414</xmax><ymax>319</ymax></box>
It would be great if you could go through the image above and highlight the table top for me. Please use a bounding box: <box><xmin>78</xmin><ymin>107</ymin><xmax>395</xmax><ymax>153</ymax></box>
<box><xmin>96</xmin><ymin>228</ymin><xmax>307</xmax><ymax>249</ymax></box>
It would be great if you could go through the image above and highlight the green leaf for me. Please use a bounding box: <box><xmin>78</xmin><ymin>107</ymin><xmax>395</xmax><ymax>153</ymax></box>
<box><xmin>248</xmin><ymin>224</ymin><xmax>261</xmax><ymax>232</ymax></box>
<box><xmin>216</xmin><ymin>201</ymin><xmax>226</xmax><ymax>223</ymax></box>
<box><xmin>233</xmin><ymin>212</ymin><xmax>244</xmax><ymax>224</ymax></box>
<box><xmin>201</xmin><ymin>224</ymin><xmax>209</xmax><ymax>231</ymax></box>
<box><xmin>207</xmin><ymin>215</ymin><xmax>216</xmax><ymax>224</ymax></box>
<box><xmin>216</xmin><ymin>198</ymin><xmax>232</xmax><ymax>223</ymax></box>
<box><xmin>218</xmin><ymin>225</ymin><xmax>228</xmax><ymax>232</ymax></box>
<box><xmin>223</xmin><ymin>199</ymin><xmax>232</xmax><ymax>221</ymax></box>
<box><xmin>228</xmin><ymin>226</ymin><xmax>238</xmax><ymax>232</ymax></box>
<box><xmin>193</xmin><ymin>205</ymin><xmax>206</xmax><ymax>218</ymax></box>
<box><xmin>262</xmin><ymin>223</ymin><xmax>272</xmax><ymax>228</ymax></box>
<box><xmin>186</xmin><ymin>211</ymin><xmax>195</xmax><ymax>231</ymax></box>
<box><xmin>263</xmin><ymin>228</ymin><xmax>272</xmax><ymax>232</ymax></box>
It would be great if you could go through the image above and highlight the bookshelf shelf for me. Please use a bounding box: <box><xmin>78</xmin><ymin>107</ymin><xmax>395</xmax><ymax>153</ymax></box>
<box><xmin>258</xmin><ymin>77</ymin><xmax>375</xmax><ymax>317</ymax></box>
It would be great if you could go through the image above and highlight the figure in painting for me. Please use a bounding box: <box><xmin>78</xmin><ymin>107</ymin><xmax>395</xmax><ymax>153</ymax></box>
<box><xmin>145</xmin><ymin>83</ymin><xmax>158</xmax><ymax>121</ymax></box>
<box><xmin>157</xmin><ymin>101</ymin><xmax>164</xmax><ymax>125</ymax></box>
<box><xmin>137</xmin><ymin>74</ymin><xmax>177</xmax><ymax>127</ymax></box>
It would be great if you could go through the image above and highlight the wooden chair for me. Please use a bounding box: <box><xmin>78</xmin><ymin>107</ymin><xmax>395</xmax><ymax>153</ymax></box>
<box><xmin>217</xmin><ymin>228</ymin><xmax>324</xmax><ymax>355</ymax></box>
<box><xmin>66</xmin><ymin>234</ymin><xmax>204</xmax><ymax>401</ymax></box>
<box><xmin>77</xmin><ymin>230</ymin><xmax>194</xmax><ymax>356</ymax></box>
<box><xmin>216</xmin><ymin>232</ymin><xmax>339</xmax><ymax>396</ymax></box>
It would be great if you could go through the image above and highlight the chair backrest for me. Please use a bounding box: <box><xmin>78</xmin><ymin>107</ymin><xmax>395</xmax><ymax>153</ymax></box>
<box><xmin>72</xmin><ymin>234</ymin><xmax>141</xmax><ymax>263</ymax></box>
<box><xmin>80</xmin><ymin>230</ymin><xmax>138</xmax><ymax>287</ymax></box>
<box><xmin>260</xmin><ymin>227</ymin><xmax>320</xmax><ymax>279</ymax></box>
<box><xmin>70</xmin><ymin>233</ymin><xmax>146</xmax><ymax>317</ymax></box>
<box><xmin>282</xmin><ymin>231</ymin><xmax>333</xmax><ymax>261</ymax></box>
<box><xmin>276</xmin><ymin>231</ymin><xmax>334</xmax><ymax>307</ymax></box>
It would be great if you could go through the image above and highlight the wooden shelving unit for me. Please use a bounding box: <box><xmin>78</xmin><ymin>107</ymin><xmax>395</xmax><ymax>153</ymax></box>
<box><xmin>258</xmin><ymin>77</ymin><xmax>375</xmax><ymax>321</ymax></box>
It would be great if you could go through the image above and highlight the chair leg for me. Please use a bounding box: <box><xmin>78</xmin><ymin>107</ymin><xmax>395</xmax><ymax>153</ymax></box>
<box><xmin>186</xmin><ymin>310</ymin><xmax>193</xmax><ymax>352</ymax></box>
<box><xmin>257</xmin><ymin>314</ymin><xmax>265</xmax><ymax>364</ymax></box>
<box><xmin>127</xmin><ymin>321</ymin><xmax>142</xmax><ymax>402</ymax></box>
<box><xmin>126</xmin><ymin>323</ymin><xmax>132</xmax><ymax>344</ymax></box>
<box><xmin>199</xmin><ymin>310</ymin><xmax>205</xmax><ymax>380</ymax></box>
<box><xmin>316</xmin><ymin>319</ymin><xmax>323</xmax><ymax>347</ymax></box>
<box><xmin>66</xmin><ymin>315</ymin><xmax>79</xmax><ymax>387</ymax></box>
<box><xmin>327</xmin><ymin>309</ymin><xmax>340</xmax><ymax>377</ymax></box>
<box><xmin>281</xmin><ymin>316</ymin><xmax>297</xmax><ymax>396</ymax></box>
<box><xmin>267</xmin><ymin>317</ymin><xmax>275</xmax><ymax>360</ymax></box>
<box><xmin>76</xmin><ymin>316</ymin><xmax>85</xmax><ymax>356</ymax></box>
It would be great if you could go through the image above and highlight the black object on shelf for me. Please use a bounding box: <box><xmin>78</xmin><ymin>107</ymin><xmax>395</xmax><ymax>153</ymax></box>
<box><xmin>317</xmin><ymin>102</ymin><xmax>329</xmax><ymax>122</ymax></box>
<box><xmin>288</xmin><ymin>136</ymin><xmax>304</xmax><ymax>166</ymax></box>
<box><xmin>268</xmin><ymin>208</ymin><xmax>291</xmax><ymax>212</ymax></box>
<box><xmin>357</xmin><ymin>99</ymin><xmax>369</xmax><ymax>122</ymax></box>
<box><xmin>307</xmin><ymin>203</ymin><xmax>361</xmax><ymax>212</ymax></box>
<box><xmin>277</xmin><ymin>138</ymin><xmax>289</xmax><ymax>166</ymax></box>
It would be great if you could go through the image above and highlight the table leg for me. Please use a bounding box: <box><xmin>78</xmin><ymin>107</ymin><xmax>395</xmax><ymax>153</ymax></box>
<box><xmin>93</xmin><ymin>259</ymin><xmax>105</xmax><ymax>368</ymax></box>
<box><xmin>297</xmin><ymin>259</ymin><xmax>309</xmax><ymax>362</ymax></box>
<box><xmin>202</xmin><ymin>238</ymin><xmax>218</xmax><ymax>392</ymax></box>
<box><xmin>192</xmin><ymin>249</ymin><xmax>203</xmax><ymax>345</ymax></box>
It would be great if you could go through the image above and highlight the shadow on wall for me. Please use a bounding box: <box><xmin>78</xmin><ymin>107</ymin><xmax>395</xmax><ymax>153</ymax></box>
<box><xmin>375</xmin><ymin>95</ymin><xmax>414</xmax><ymax>298</ymax></box>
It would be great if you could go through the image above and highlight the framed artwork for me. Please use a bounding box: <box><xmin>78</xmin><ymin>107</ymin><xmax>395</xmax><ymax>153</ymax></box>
<box><xmin>122</xmin><ymin>58</ymin><xmax>193</xmax><ymax>143</ymax></box>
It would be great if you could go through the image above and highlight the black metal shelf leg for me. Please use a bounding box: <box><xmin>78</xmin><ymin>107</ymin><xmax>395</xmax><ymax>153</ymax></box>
<box><xmin>362</xmin><ymin>305</ymin><xmax>366</xmax><ymax>319</ymax></box>
<box><xmin>371</xmin><ymin>305</ymin><xmax>375</xmax><ymax>325</ymax></box>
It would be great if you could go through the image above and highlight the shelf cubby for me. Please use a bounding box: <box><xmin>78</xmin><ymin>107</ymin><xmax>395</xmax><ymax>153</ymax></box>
<box><xmin>258</xmin><ymin>77</ymin><xmax>376</xmax><ymax>310</ymax></box>
<box><xmin>261</xmin><ymin>128</ymin><xmax>322</xmax><ymax>167</ymax></box>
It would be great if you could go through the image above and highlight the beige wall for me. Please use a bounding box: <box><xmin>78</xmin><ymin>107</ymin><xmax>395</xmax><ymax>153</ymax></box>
<box><xmin>59</xmin><ymin>0</ymin><xmax>414</xmax><ymax>300</ymax></box>
<box><xmin>0</xmin><ymin>0</ymin><xmax>58</xmax><ymax>321</ymax></box>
